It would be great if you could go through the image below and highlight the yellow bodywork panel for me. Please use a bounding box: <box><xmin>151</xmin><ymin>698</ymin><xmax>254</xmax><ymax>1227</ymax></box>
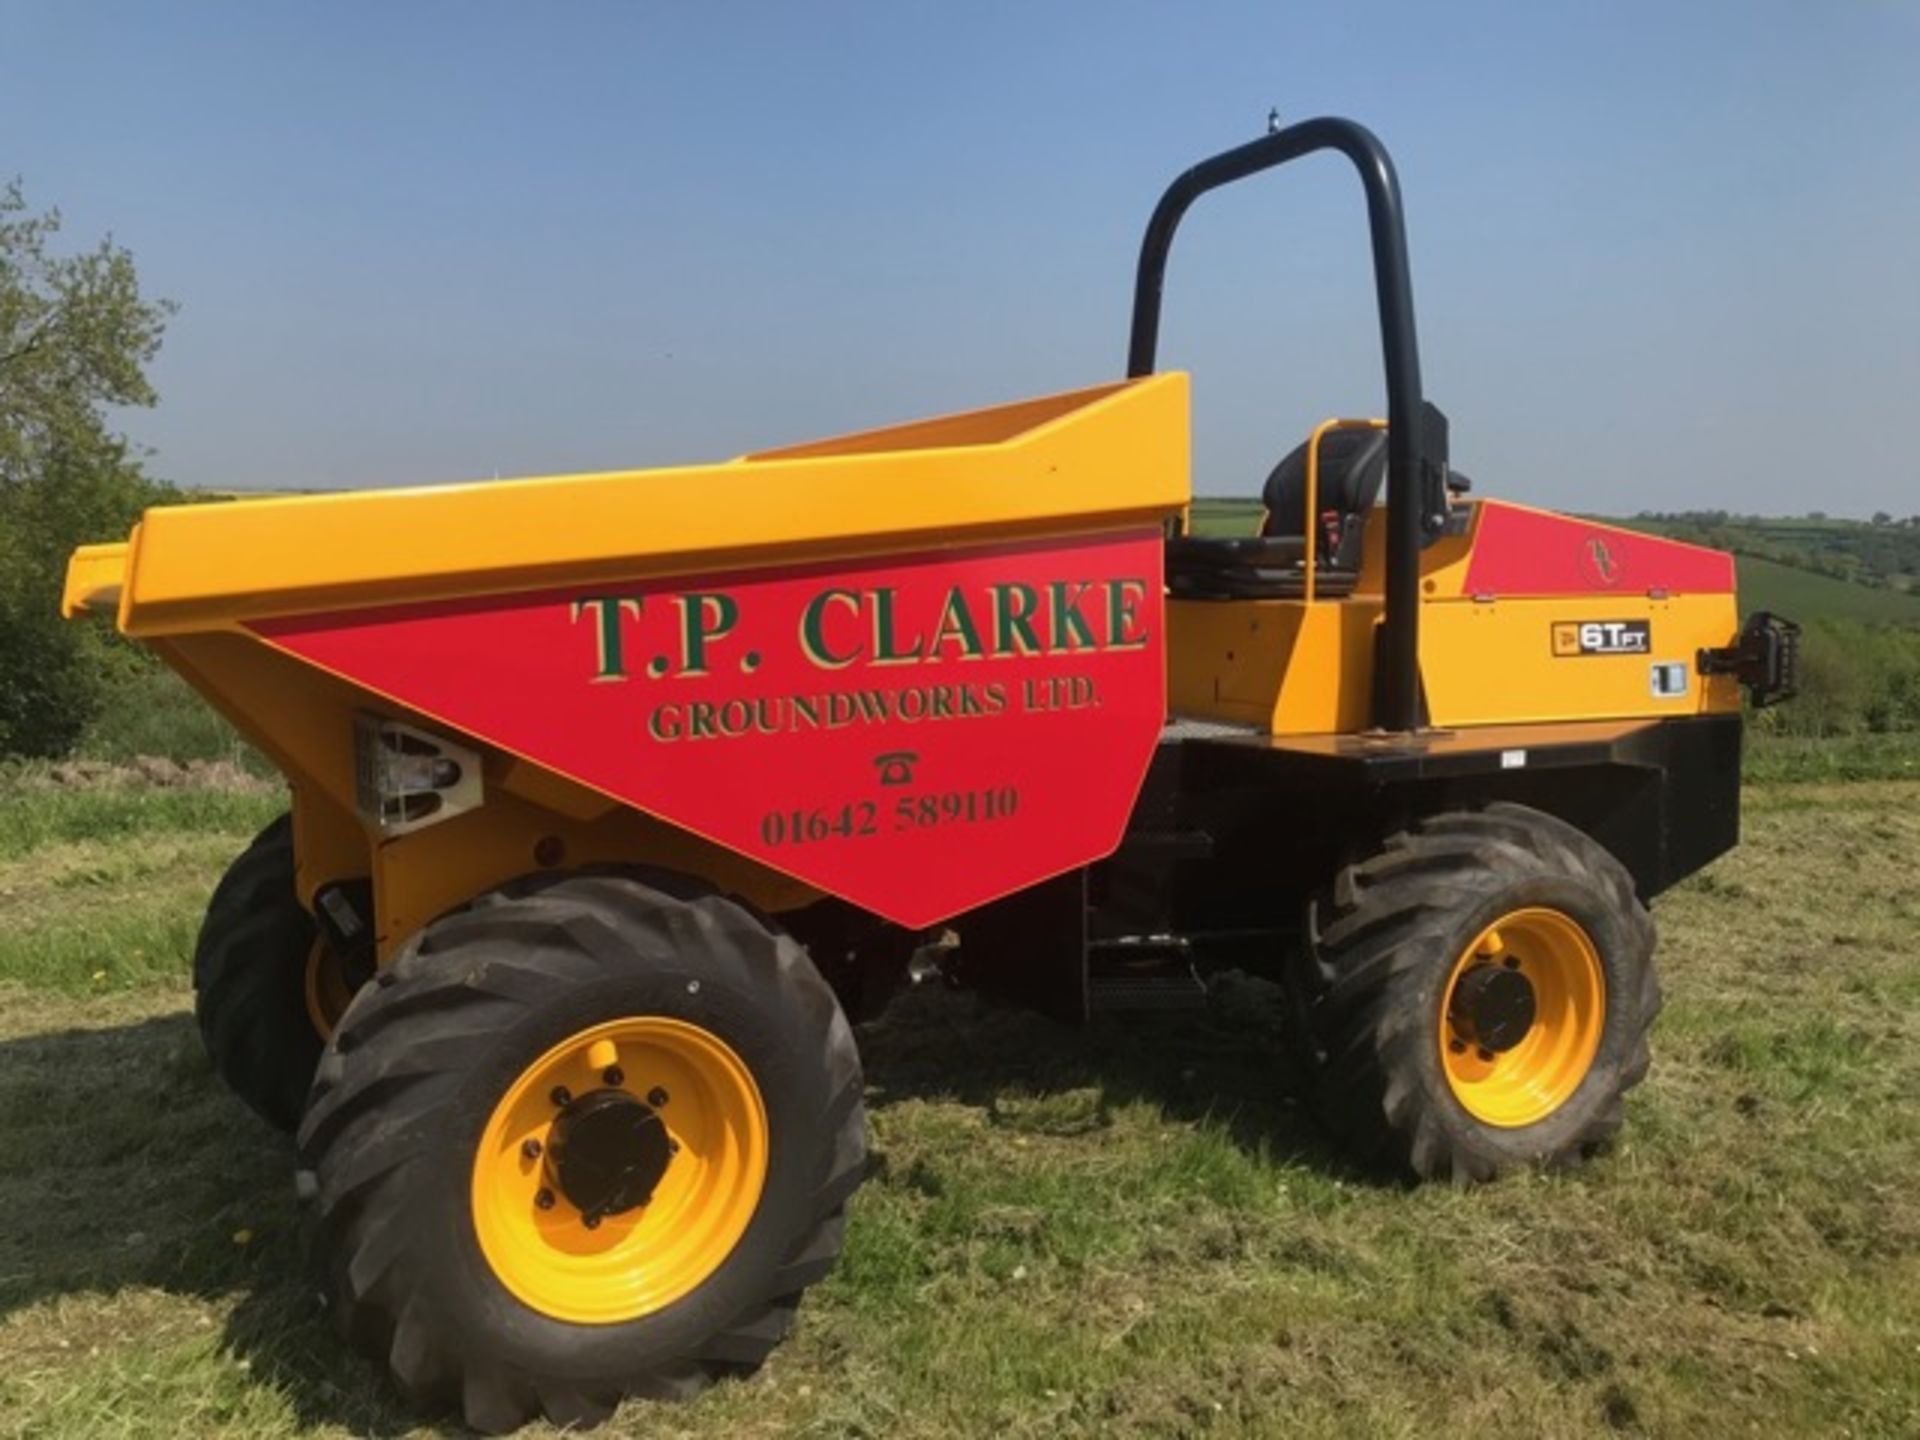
<box><xmin>1168</xmin><ymin>598</ymin><xmax>1381</xmax><ymax>732</ymax></box>
<box><xmin>83</xmin><ymin>375</ymin><xmax>1189</xmax><ymax>637</ymax></box>
<box><xmin>1419</xmin><ymin>593</ymin><xmax>1741</xmax><ymax>727</ymax></box>
<box><xmin>1169</xmin><ymin>588</ymin><xmax>1740</xmax><ymax>734</ymax></box>
<box><xmin>60</xmin><ymin>542</ymin><xmax>130</xmax><ymax>618</ymax></box>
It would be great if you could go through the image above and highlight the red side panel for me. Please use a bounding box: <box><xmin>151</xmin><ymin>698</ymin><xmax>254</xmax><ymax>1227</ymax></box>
<box><xmin>1461</xmin><ymin>502</ymin><xmax>1735</xmax><ymax>597</ymax></box>
<box><xmin>252</xmin><ymin>530</ymin><xmax>1166</xmax><ymax>929</ymax></box>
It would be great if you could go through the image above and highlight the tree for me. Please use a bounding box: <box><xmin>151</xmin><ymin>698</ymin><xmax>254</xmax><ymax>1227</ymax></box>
<box><xmin>0</xmin><ymin>179</ymin><xmax>176</xmax><ymax>756</ymax></box>
<box><xmin>1872</xmin><ymin>511</ymin><xmax>1893</xmax><ymax>526</ymax></box>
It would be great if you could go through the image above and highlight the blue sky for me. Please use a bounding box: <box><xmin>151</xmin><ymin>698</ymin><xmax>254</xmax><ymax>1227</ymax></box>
<box><xmin>5</xmin><ymin>2</ymin><xmax>1917</xmax><ymax>515</ymax></box>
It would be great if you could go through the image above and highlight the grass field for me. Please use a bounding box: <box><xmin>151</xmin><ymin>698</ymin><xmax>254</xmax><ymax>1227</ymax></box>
<box><xmin>1186</xmin><ymin>497</ymin><xmax>1266</xmax><ymax>537</ymax></box>
<box><xmin>1732</xmin><ymin>556</ymin><xmax>1920</xmax><ymax>627</ymax></box>
<box><xmin>0</xmin><ymin>767</ymin><xmax>1916</xmax><ymax>1438</ymax></box>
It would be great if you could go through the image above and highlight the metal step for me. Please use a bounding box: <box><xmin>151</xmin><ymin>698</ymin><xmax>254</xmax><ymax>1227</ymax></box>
<box><xmin>1087</xmin><ymin>970</ymin><xmax>1210</xmax><ymax>1013</ymax></box>
<box><xmin>1159</xmin><ymin>716</ymin><xmax>1263</xmax><ymax>741</ymax></box>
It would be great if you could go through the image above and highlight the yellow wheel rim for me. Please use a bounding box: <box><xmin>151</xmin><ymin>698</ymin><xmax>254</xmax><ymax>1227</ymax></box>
<box><xmin>471</xmin><ymin>1017</ymin><xmax>769</xmax><ymax>1325</ymax></box>
<box><xmin>1438</xmin><ymin>907</ymin><xmax>1606</xmax><ymax>1128</ymax></box>
<box><xmin>302</xmin><ymin>940</ymin><xmax>354</xmax><ymax>1040</ymax></box>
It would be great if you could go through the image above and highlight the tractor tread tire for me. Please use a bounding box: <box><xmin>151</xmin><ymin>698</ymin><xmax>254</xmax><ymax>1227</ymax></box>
<box><xmin>193</xmin><ymin>814</ymin><xmax>321</xmax><ymax>1133</ymax></box>
<box><xmin>1288</xmin><ymin>803</ymin><xmax>1660</xmax><ymax>1183</ymax></box>
<box><xmin>298</xmin><ymin>869</ymin><xmax>864</xmax><ymax>1434</ymax></box>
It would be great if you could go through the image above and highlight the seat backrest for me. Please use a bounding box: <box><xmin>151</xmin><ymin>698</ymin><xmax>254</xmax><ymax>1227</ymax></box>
<box><xmin>1260</xmin><ymin>428</ymin><xmax>1389</xmax><ymax>542</ymax></box>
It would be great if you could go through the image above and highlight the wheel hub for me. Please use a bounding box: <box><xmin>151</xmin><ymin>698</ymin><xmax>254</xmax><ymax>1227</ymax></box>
<box><xmin>1447</xmin><ymin>964</ymin><xmax>1537</xmax><ymax>1053</ymax></box>
<box><xmin>546</xmin><ymin>1088</ymin><xmax>673</xmax><ymax>1221</ymax></box>
<box><xmin>471</xmin><ymin>1016</ymin><xmax>769</xmax><ymax>1324</ymax></box>
<box><xmin>1437</xmin><ymin>909</ymin><xmax>1607</xmax><ymax>1129</ymax></box>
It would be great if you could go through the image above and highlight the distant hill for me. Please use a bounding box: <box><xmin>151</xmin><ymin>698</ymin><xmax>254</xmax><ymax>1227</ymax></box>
<box><xmin>1186</xmin><ymin>498</ymin><xmax>1266</xmax><ymax>537</ymax></box>
<box><xmin>1184</xmin><ymin>500</ymin><xmax>1920</xmax><ymax>626</ymax></box>
<box><xmin>1723</xmin><ymin>553</ymin><xmax>1920</xmax><ymax>625</ymax></box>
<box><xmin>1619</xmin><ymin>513</ymin><xmax>1920</xmax><ymax>626</ymax></box>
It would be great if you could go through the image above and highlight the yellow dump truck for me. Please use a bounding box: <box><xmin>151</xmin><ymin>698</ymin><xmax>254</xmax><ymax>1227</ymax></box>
<box><xmin>63</xmin><ymin>117</ymin><xmax>1794</xmax><ymax>1431</ymax></box>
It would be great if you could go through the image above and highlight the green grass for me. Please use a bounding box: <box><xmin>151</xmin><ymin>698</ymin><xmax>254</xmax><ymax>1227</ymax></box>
<box><xmin>1744</xmin><ymin>731</ymin><xmax>1920</xmax><ymax>783</ymax></box>
<box><xmin>1187</xmin><ymin>498</ymin><xmax>1265</xmax><ymax>538</ymax></box>
<box><xmin>0</xmin><ymin>768</ymin><xmax>281</xmax><ymax>862</ymax></box>
<box><xmin>1734</xmin><ymin>555</ymin><xmax>1920</xmax><ymax>625</ymax></box>
<box><xmin>0</xmin><ymin>770</ymin><xmax>281</xmax><ymax>995</ymax></box>
<box><xmin>0</xmin><ymin>768</ymin><xmax>1916</xmax><ymax>1436</ymax></box>
<box><xmin>74</xmin><ymin>665</ymin><xmax>260</xmax><ymax>767</ymax></box>
<box><xmin>71</xmin><ymin>662</ymin><xmax>277</xmax><ymax>774</ymax></box>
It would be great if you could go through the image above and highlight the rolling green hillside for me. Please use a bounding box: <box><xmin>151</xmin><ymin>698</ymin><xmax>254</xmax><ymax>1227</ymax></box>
<box><xmin>1186</xmin><ymin>497</ymin><xmax>1264</xmax><ymax>537</ymax></box>
<box><xmin>1733</xmin><ymin>554</ymin><xmax>1920</xmax><ymax>624</ymax></box>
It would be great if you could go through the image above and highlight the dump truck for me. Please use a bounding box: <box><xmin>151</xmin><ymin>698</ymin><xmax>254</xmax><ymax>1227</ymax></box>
<box><xmin>62</xmin><ymin>117</ymin><xmax>1796</xmax><ymax>1432</ymax></box>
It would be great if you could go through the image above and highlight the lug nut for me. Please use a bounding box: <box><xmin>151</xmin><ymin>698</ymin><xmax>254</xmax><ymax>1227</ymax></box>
<box><xmin>535</xmin><ymin>1188</ymin><xmax>555</xmax><ymax>1211</ymax></box>
<box><xmin>647</xmin><ymin>1087</ymin><xmax>670</xmax><ymax>1108</ymax></box>
<box><xmin>668</xmin><ymin>1139</ymin><xmax>680</xmax><ymax>1155</ymax></box>
<box><xmin>1477</xmin><ymin>1047</ymin><xmax>1495</xmax><ymax>1063</ymax></box>
<box><xmin>582</xmin><ymin>1213</ymin><xmax>601</xmax><ymax>1231</ymax></box>
<box><xmin>550</xmin><ymin>1085</ymin><xmax>572</xmax><ymax>1108</ymax></box>
<box><xmin>521</xmin><ymin>1138</ymin><xmax>543</xmax><ymax>1160</ymax></box>
<box><xmin>1503</xmin><ymin>956</ymin><xmax>1522</xmax><ymax>970</ymax></box>
<box><xmin>603</xmin><ymin>1065</ymin><xmax>624</xmax><ymax>1087</ymax></box>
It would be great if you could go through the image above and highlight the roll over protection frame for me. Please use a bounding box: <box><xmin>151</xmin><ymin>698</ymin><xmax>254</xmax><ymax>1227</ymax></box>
<box><xmin>1126</xmin><ymin>116</ymin><xmax>1448</xmax><ymax>732</ymax></box>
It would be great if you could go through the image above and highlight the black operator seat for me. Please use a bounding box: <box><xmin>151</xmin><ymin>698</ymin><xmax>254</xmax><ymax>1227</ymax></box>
<box><xmin>1165</xmin><ymin>427</ymin><xmax>1388</xmax><ymax>600</ymax></box>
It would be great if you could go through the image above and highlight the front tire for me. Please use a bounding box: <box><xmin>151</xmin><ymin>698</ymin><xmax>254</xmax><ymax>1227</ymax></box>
<box><xmin>1287</xmin><ymin>803</ymin><xmax>1660</xmax><ymax>1183</ymax></box>
<box><xmin>297</xmin><ymin>870</ymin><xmax>865</xmax><ymax>1433</ymax></box>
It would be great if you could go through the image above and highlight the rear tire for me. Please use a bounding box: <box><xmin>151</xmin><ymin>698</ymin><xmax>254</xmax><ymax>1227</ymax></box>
<box><xmin>297</xmin><ymin>870</ymin><xmax>865</xmax><ymax>1433</ymax></box>
<box><xmin>1286</xmin><ymin>803</ymin><xmax>1660</xmax><ymax>1183</ymax></box>
<box><xmin>193</xmin><ymin>815</ymin><xmax>323</xmax><ymax>1132</ymax></box>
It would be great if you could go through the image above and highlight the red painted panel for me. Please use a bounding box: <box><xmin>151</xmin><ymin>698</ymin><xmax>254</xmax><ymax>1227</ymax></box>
<box><xmin>252</xmin><ymin>531</ymin><xmax>1166</xmax><ymax>929</ymax></box>
<box><xmin>1460</xmin><ymin>502</ymin><xmax>1735</xmax><ymax>597</ymax></box>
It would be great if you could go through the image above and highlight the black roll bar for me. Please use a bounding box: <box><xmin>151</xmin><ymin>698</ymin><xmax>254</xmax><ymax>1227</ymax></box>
<box><xmin>1126</xmin><ymin>116</ymin><xmax>1445</xmax><ymax>733</ymax></box>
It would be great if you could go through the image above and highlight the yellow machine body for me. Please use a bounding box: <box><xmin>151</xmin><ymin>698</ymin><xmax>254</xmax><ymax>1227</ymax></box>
<box><xmin>64</xmin><ymin>373</ymin><xmax>1742</xmax><ymax>961</ymax></box>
